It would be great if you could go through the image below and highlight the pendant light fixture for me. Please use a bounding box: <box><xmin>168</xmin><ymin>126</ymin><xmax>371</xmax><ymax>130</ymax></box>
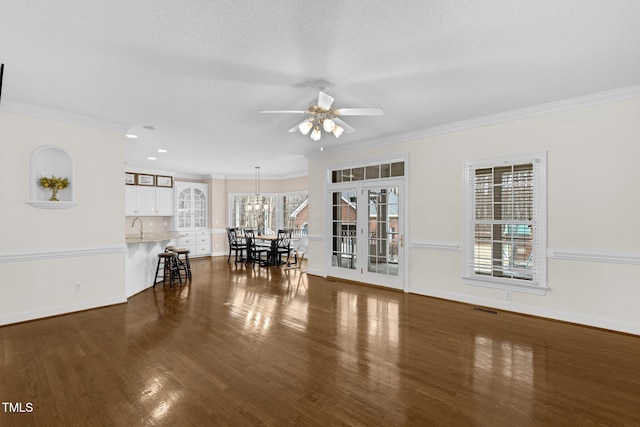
<box><xmin>252</xmin><ymin>166</ymin><xmax>270</xmax><ymax>210</ymax></box>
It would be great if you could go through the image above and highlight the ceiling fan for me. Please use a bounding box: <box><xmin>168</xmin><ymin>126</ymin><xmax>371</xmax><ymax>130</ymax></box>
<box><xmin>260</xmin><ymin>81</ymin><xmax>383</xmax><ymax>149</ymax></box>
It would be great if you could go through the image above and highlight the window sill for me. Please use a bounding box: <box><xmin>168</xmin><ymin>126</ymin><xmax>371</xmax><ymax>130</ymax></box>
<box><xmin>463</xmin><ymin>276</ymin><xmax>548</xmax><ymax>296</ymax></box>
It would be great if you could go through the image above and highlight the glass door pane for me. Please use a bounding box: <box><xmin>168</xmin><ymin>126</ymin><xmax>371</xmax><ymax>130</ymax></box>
<box><xmin>193</xmin><ymin>188</ymin><xmax>207</xmax><ymax>228</ymax></box>
<box><xmin>327</xmin><ymin>179</ymin><xmax>404</xmax><ymax>290</ymax></box>
<box><xmin>178</xmin><ymin>189</ymin><xmax>190</xmax><ymax>228</ymax></box>
<box><xmin>367</xmin><ymin>187</ymin><xmax>399</xmax><ymax>276</ymax></box>
<box><xmin>331</xmin><ymin>190</ymin><xmax>357</xmax><ymax>270</ymax></box>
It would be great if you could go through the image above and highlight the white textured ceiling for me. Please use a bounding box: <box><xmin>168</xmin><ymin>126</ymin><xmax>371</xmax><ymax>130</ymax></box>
<box><xmin>2</xmin><ymin>1</ymin><xmax>640</xmax><ymax>178</ymax></box>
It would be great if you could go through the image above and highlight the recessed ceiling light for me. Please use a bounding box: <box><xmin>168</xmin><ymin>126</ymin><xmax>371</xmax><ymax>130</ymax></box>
<box><xmin>147</xmin><ymin>156</ymin><xmax>157</xmax><ymax>160</ymax></box>
<box><xmin>125</xmin><ymin>134</ymin><xmax>138</xmax><ymax>139</ymax></box>
<box><xmin>157</xmin><ymin>149</ymin><xmax>167</xmax><ymax>153</ymax></box>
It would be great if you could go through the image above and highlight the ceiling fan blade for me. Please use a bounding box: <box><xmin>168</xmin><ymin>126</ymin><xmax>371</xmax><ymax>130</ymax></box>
<box><xmin>333</xmin><ymin>117</ymin><xmax>355</xmax><ymax>134</ymax></box>
<box><xmin>260</xmin><ymin>110</ymin><xmax>308</xmax><ymax>114</ymax></box>
<box><xmin>336</xmin><ymin>108</ymin><xmax>384</xmax><ymax>116</ymax></box>
<box><xmin>317</xmin><ymin>90</ymin><xmax>334</xmax><ymax>110</ymax></box>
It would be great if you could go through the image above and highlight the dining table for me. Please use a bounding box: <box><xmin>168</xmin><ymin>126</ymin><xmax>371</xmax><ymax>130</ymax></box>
<box><xmin>255</xmin><ymin>235</ymin><xmax>282</xmax><ymax>266</ymax></box>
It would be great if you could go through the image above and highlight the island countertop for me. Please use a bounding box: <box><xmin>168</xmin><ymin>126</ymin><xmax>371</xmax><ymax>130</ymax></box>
<box><xmin>125</xmin><ymin>232</ymin><xmax>181</xmax><ymax>244</ymax></box>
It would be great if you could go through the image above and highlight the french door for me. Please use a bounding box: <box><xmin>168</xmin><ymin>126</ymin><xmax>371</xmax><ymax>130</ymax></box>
<box><xmin>328</xmin><ymin>179</ymin><xmax>404</xmax><ymax>289</ymax></box>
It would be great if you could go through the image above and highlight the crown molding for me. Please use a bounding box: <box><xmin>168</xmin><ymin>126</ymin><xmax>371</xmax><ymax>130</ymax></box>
<box><xmin>308</xmin><ymin>84</ymin><xmax>640</xmax><ymax>159</ymax></box>
<box><xmin>125</xmin><ymin>166</ymin><xmax>177</xmax><ymax>177</ymax></box>
<box><xmin>1</xmin><ymin>100</ymin><xmax>129</xmax><ymax>133</ymax></box>
<box><xmin>218</xmin><ymin>171</ymin><xmax>309</xmax><ymax>180</ymax></box>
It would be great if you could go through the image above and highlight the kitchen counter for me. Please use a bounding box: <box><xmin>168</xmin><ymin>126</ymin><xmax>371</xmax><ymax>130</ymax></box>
<box><xmin>125</xmin><ymin>232</ymin><xmax>182</xmax><ymax>297</ymax></box>
<box><xmin>125</xmin><ymin>232</ymin><xmax>180</xmax><ymax>245</ymax></box>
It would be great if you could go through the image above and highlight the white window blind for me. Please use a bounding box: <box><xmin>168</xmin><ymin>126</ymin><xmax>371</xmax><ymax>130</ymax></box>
<box><xmin>464</xmin><ymin>153</ymin><xmax>547</xmax><ymax>294</ymax></box>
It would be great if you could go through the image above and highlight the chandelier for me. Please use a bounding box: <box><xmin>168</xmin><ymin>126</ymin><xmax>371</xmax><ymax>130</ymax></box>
<box><xmin>247</xmin><ymin>166</ymin><xmax>268</xmax><ymax>211</ymax></box>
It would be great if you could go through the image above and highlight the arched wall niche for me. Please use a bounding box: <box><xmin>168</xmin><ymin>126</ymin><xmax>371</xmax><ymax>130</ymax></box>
<box><xmin>29</xmin><ymin>145</ymin><xmax>76</xmax><ymax>208</ymax></box>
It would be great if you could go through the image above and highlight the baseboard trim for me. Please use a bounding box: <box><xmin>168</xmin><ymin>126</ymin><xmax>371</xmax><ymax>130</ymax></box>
<box><xmin>306</xmin><ymin>268</ymin><xmax>325</xmax><ymax>277</ymax></box>
<box><xmin>409</xmin><ymin>286</ymin><xmax>640</xmax><ymax>336</ymax></box>
<box><xmin>0</xmin><ymin>295</ymin><xmax>127</xmax><ymax>327</ymax></box>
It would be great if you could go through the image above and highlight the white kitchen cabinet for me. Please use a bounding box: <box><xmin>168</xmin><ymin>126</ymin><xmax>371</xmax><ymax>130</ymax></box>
<box><xmin>125</xmin><ymin>185</ymin><xmax>174</xmax><ymax>216</ymax></box>
<box><xmin>172</xmin><ymin>182</ymin><xmax>210</xmax><ymax>257</ymax></box>
<box><xmin>174</xmin><ymin>182</ymin><xmax>208</xmax><ymax>229</ymax></box>
<box><xmin>176</xmin><ymin>229</ymin><xmax>211</xmax><ymax>257</ymax></box>
<box><xmin>194</xmin><ymin>229</ymin><xmax>212</xmax><ymax>256</ymax></box>
<box><xmin>155</xmin><ymin>187</ymin><xmax>174</xmax><ymax>216</ymax></box>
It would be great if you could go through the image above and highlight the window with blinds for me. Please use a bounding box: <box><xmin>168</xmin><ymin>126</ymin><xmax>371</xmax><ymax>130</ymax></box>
<box><xmin>463</xmin><ymin>153</ymin><xmax>547</xmax><ymax>294</ymax></box>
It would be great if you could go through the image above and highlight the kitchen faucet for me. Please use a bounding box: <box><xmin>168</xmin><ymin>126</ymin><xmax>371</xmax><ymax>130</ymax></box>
<box><xmin>131</xmin><ymin>217</ymin><xmax>144</xmax><ymax>238</ymax></box>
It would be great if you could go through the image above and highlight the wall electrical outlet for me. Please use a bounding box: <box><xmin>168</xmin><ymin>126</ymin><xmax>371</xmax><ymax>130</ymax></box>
<box><xmin>505</xmin><ymin>290</ymin><xmax>512</xmax><ymax>301</ymax></box>
<box><xmin>74</xmin><ymin>282</ymin><xmax>82</xmax><ymax>292</ymax></box>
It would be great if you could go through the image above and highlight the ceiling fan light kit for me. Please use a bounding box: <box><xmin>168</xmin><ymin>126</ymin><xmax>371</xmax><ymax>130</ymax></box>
<box><xmin>261</xmin><ymin>81</ymin><xmax>383</xmax><ymax>148</ymax></box>
<box><xmin>323</xmin><ymin>118</ymin><xmax>335</xmax><ymax>132</ymax></box>
<box><xmin>310</xmin><ymin>127</ymin><xmax>322</xmax><ymax>141</ymax></box>
<box><xmin>298</xmin><ymin>120</ymin><xmax>313</xmax><ymax>135</ymax></box>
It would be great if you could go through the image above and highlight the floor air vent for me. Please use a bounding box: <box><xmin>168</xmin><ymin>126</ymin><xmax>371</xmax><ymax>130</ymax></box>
<box><xmin>473</xmin><ymin>307</ymin><xmax>498</xmax><ymax>314</ymax></box>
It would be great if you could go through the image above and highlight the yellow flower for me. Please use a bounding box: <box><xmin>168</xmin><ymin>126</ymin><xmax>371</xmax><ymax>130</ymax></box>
<box><xmin>39</xmin><ymin>175</ymin><xmax>69</xmax><ymax>191</ymax></box>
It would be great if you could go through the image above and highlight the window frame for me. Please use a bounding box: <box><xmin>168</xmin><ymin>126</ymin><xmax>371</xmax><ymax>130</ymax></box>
<box><xmin>280</xmin><ymin>191</ymin><xmax>309</xmax><ymax>235</ymax></box>
<box><xmin>463</xmin><ymin>152</ymin><xmax>548</xmax><ymax>295</ymax></box>
<box><xmin>229</xmin><ymin>192</ymin><xmax>278</xmax><ymax>233</ymax></box>
<box><xmin>229</xmin><ymin>191</ymin><xmax>308</xmax><ymax>233</ymax></box>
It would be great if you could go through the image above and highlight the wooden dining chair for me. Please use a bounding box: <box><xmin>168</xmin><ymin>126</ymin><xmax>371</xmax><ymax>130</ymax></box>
<box><xmin>276</xmin><ymin>229</ymin><xmax>292</xmax><ymax>266</ymax></box>
<box><xmin>226</xmin><ymin>227</ymin><xmax>246</xmax><ymax>263</ymax></box>
<box><xmin>244</xmin><ymin>228</ymin><xmax>269</xmax><ymax>266</ymax></box>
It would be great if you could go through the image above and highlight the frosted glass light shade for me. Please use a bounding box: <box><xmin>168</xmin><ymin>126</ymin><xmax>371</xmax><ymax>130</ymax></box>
<box><xmin>299</xmin><ymin>120</ymin><xmax>313</xmax><ymax>135</ymax></box>
<box><xmin>332</xmin><ymin>126</ymin><xmax>344</xmax><ymax>138</ymax></box>
<box><xmin>310</xmin><ymin>127</ymin><xmax>322</xmax><ymax>141</ymax></box>
<box><xmin>323</xmin><ymin>118</ymin><xmax>335</xmax><ymax>132</ymax></box>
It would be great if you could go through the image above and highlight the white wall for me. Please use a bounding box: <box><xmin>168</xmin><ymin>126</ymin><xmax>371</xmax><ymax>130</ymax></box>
<box><xmin>0</xmin><ymin>112</ymin><xmax>126</xmax><ymax>325</ymax></box>
<box><xmin>307</xmin><ymin>96</ymin><xmax>640</xmax><ymax>335</ymax></box>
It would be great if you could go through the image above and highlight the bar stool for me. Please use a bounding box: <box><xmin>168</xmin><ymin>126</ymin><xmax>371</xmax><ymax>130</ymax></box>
<box><xmin>153</xmin><ymin>251</ymin><xmax>182</xmax><ymax>287</ymax></box>
<box><xmin>172</xmin><ymin>248</ymin><xmax>192</xmax><ymax>281</ymax></box>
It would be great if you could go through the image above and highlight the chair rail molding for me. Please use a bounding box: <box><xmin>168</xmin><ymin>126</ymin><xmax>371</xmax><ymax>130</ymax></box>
<box><xmin>410</xmin><ymin>240</ymin><xmax>462</xmax><ymax>252</ymax></box>
<box><xmin>547</xmin><ymin>248</ymin><xmax>640</xmax><ymax>265</ymax></box>
<box><xmin>0</xmin><ymin>245</ymin><xmax>126</xmax><ymax>263</ymax></box>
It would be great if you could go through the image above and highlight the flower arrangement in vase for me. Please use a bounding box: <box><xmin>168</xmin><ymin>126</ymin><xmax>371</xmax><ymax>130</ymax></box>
<box><xmin>39</xmin><ymin>175</ymin><xmax>69</xmax><ymax>201</ymax></box>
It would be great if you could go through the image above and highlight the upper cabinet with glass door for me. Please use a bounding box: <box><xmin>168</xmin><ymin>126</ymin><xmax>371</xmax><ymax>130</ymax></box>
<box><xmin>175</xmin><ymin>182</ymin><xmax>208</xmax><ymax>229</ymax></box>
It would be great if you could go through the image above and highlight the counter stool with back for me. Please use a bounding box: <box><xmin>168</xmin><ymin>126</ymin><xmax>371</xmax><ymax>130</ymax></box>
<box><xmin>165</xmin><ymin>245</ymin><xmax>192</xmax><ymax>282</ymax></box>
<box><xmin>153</xmin><ymin>251</ymin><xmax>182</xmax><ymax>287</ymax></box>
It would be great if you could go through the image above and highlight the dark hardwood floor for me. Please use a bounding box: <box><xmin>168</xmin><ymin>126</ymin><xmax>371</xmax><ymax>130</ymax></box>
<box><xmin>1</xmin><ymin>257</ymin><xmax>639</xmax><ymax>426</ymax></box>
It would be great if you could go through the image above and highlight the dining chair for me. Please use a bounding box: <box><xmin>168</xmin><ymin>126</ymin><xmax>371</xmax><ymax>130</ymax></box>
<box><xmin>292</xmin><ymin>236</ymin><xmax>308</xmax><ymax>269</ymax></box>
<box><xmin>276</xmin><ymin>229</ymin><xmax>292</xmax><ymax>266</ymax></box>
<box><xmin>226</xmin><ymin>227</ymin><xmax>246</xmax><ymax>263</ymax></box>
<box><xmin>244</xmin><ymin>228</ymin><xmax>269</xmax><ymax>266</ymax></box>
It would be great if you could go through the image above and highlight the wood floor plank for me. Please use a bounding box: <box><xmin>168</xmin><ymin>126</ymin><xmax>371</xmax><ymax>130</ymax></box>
<box><xmin>1</xmin><ymin>256</ymin><xmax>640</xmax><ymax>426</ymax></box>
